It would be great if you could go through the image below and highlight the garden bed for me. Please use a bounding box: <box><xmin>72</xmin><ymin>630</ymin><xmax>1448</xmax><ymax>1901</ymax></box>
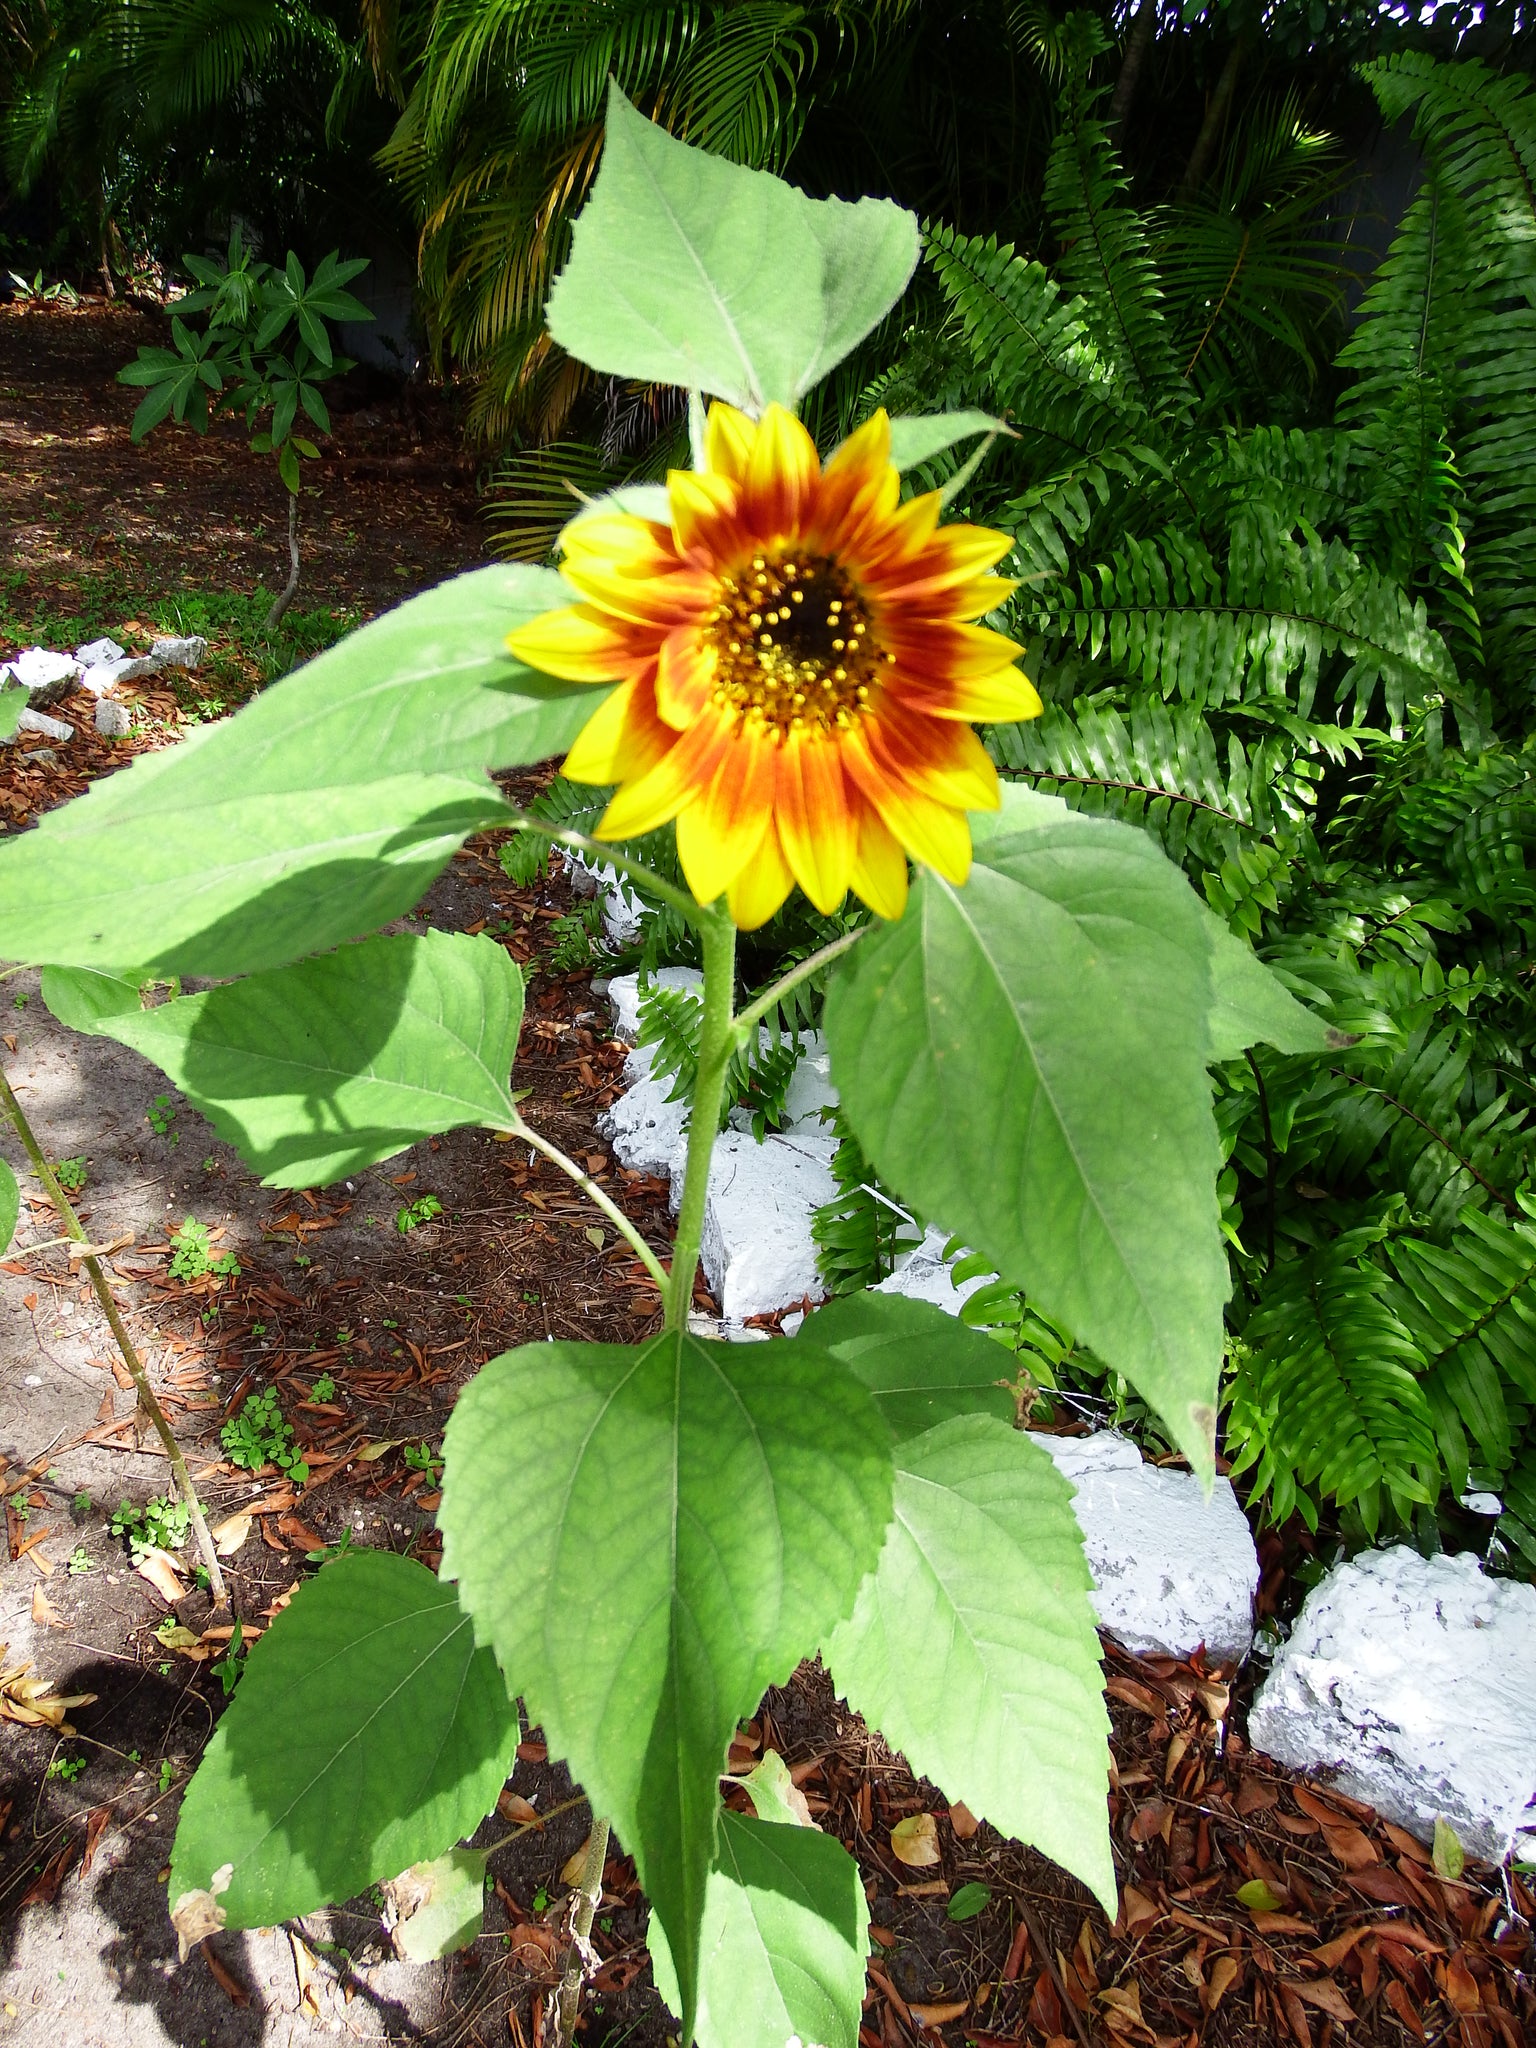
<box><xmin>1</xmin><ymin>300</ymin><xmax>1532</xmax><ymax>2048</ymax></box>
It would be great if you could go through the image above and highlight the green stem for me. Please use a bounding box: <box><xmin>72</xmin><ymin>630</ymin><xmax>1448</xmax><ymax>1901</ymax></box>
<box><xmin>0</xmin><ymin>1063</ymin><xmax>228</xmax><ymax>1608</ymax></box>
<box><xmin>510</xmin><ymin>1115</ymin><xmax>670</xmax><ymax>1296</ymax></box>
<box><xmin>732</xmin><ymin>927</ymin><xmax>867</xmax><ymax>1043</ymax></box>
<box><xmin>506</xmin><ymin>817</ymin><xmax>703</xmax><ymax>927</ymax></box>
<box><xmin>554</xmin><ymin>1814</ymin><xmax>611</xmax><ymax>2046</ymax></box>
<box><xmin>665</xmin><ymin>908</ymin><xmax>737</xmax><ymax>1330</ymax></box>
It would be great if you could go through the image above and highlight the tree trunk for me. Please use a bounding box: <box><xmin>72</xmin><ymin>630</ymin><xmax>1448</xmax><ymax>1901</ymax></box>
<box><xmin>1108</xmin><ymin>0</ymin><xmax>1161</xmax><ymax>150</ymax></box>
<box><xmin>265</xmin><ymin>490</ymin><xmax>301</xmax><ymax>630</ymax></box>
<box><xmin>1177</xmin><ymin>25</ymin><xmax>1254</xmax><ymax>203</ymax></box>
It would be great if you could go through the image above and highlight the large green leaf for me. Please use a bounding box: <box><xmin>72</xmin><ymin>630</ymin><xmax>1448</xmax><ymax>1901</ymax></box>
<box><xmin>389</xmin><ymin>1849</ymin><xmax>488</xmax><ymax>1961</ymax></box>
<box><xmin>798</xmin><ymin>1290</ymin><xmax>1014</xmax><ymax>1443</ymax></box>
<box><xmin>92</xmin><ymin>931</ymin><xmax>522</xmax><ymax>1187</ymax></box>
<box><xmin>823</xmin><ymin>1414</ymin><xmax>1113</xmax><ymax>1911</ymax></box>
<box><xmin>39</xmin><ymin>967</ymin><xmax>145</xmax><ymax>1032</ymax></box>
<box><xmin>1202</xmin><ymin>910</ymin><xmax>1330</xmax><ymax>1062</ymax></box>
<box><xmin>887</xmin><ymin>411</ymin><xmax>1007</xmax><ymax>471</ymax></box>
<box><xmin>168</xmin><ymin>1550</ymin><xmax>518</xmax><ymax>1931</ymax></box>
<box><xmin>0</xmin><ymin>693</ymin><xmax>22</xmax><ymax>743</ymax></box>
<box><xmin>0</xmin><ymin>1155</ymin><xmax>16</xmax><ymax>1255</ymax></box>
<box><xmin>0</xmin><ymin>566</ymin><xmax>606</xmax><ymax>977</ymax></box>
<box><xmin>438</xmin><ymin>1330</ymin><xmax>892</xmax><ymax>2039</ymax></box>
<box><xmin>546</xmin><ymin>84</ymin><xmax>917</xmax><ymax>411</ymax></box>
<box><xmin>823</xmin><ymin>808</ymin><xmax>1225</xmax><ymax>1477</ymax></box>
<box><xmin>648</xmin><ymin>1810</ymin><xmax>869</xmax><ymax>2048</ymax></box>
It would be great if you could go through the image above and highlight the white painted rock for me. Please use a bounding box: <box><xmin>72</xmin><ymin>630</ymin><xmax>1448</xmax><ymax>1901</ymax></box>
<box><xmin>873</xmin><ymin>1226</ymin><xmax>987</xmax><ymax>1314</ymax></box>
<box><xmin>605</xmin><ymin>967</ymin><xmax>703</xmax><ymax>1045</ymax></box>
<box><xmin>1033</xmin><ymin>1432</ymin><xmax>1259</xmax><ymax>1665</ymax></box>
<box><xmin>150</xmin><ymin>634</ymin><xmax>206</xmax><ymax>670</ymax></box>
<box><xmin>74</xmin><ymin>636</ymin><xmax>125</xmax><ymax>666</ymax></box>
<box><xmin>698</xmin><ymin>1123</ymin><xmax>839</xmax><ymax>1322</ymax></box>
<box><xmin>1248</xmin><ymin>1546</ymin><xmax>1536</xmax><ymax>1864</ymax></box>
<box><xmin>95</xmin><ymin>697</ymin><xmax>132</xmax><ymax>738</ymax></box>
<box><xmin>3</xmin><ymin>646</ymin><xmax>81</xmax><ymax>704</ymax></box>
<box><xmin>599</xmin><ymin>1044</ymin><xmax>691</xmax><ymax>1181</ymax></box>
<box><xmin>75</xmin><ymin>654</ymin><xmax>159</xmax><ymax>695</ymax></box>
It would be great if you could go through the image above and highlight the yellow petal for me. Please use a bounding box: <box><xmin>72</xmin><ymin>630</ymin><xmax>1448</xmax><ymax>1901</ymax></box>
<box><xmin>667</xmin><ymin>466</ymin><xmax>742</xmax><ymax>562</ymax></box>
<box><xmin>824</xmin><ymin>409</ymin><xmax>892</xmax><ymax>483</ymax></box>
<box><xmin>506</xmin><ymin>605</ymin><xmax>649</xmax><ymax>684</ymax></box>
<box><xmin>849</xmin><ymin>798</ymin><xmax>909</xmax><ymax>922</ymax></box>
<box><xmin>741</xmin><ymin>403</ymin><xmax>820</xmax><ymax>541</ymax></box>
<box><xmin>655</xmin><ymin>626</ymin><xmax>715</xmax><ymax>729</ymax></box>
<box><xmin>775</xmin><ymin>731</ymin><xmax>853</xmax><ymax>915</ymax></box>
<box><xmin>562</xmin><ymin>674</ymin><xmax>668</xmax><ymax>785</ymax></box>
<box><xmin>598</xmin><ymin>707</ymin><xmax>733</xmax><ymax>840</ymax></box>
<box><xmin>877</xmin><ymin>787</ymin><xmax>973</xmax><ymax>884</ymax></box>
<box><xmin>727</xmin><ymin>820</ymin><xmax>796</xmax><ymax>929</ymax></box>
<box><xmin>704</xmin><ymin>402</ymin><xmax>757</xmax><ymax>483</ymax></box>
<box><xmin>919</xmin><ymin>667</ymin><xmax>1044</xmax><ymax>723</ymax></box>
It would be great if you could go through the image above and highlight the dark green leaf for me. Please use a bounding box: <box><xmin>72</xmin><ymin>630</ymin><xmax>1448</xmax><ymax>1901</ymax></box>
<box><xmin>439</xmin><ymin>1330</ymin><xmax>892</xmax><ymax>2038</ymax></box>
<box><xmin>824</xmin><ymin>806</ymin><xmax>1225</xmax><ymax>1476</ymax></box>
<box><xmin>168</xmin><ymin>1551</ymin><xmax>518</xmax><ymax>1931</ymax></box>
<box><xmin>1203</xmin><ymin>911</ymin><xmax>1330</xmax><ymax>1061</ymax></box>
<box><xmin>946</xmin><ymin>1882</ymin><xmax>992</xmax><ymax>1921</ymax></box>
<box><xmin>648</xmin><ymin>1811</ymin><xmax>868</xmax><ymax>2048</ymax></box>
<box><xmin>92</xmin><ymin>932</ymin><xmax>523</xmax><ymax>1187</ymax></box>
<box><xmin>796</xmin><ymin>1290</ymin><xmax>1013</xmax><ymax>1444</ymax></box>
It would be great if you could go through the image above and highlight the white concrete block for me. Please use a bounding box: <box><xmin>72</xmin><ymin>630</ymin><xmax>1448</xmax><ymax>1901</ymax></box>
<box><xmin>605</xmin><ymin>967</ymin><xmax>704</xmax><ymax>1044</ymax></box>
<box><xmin>94</xmin><ymin>696</ymin><xmax>132</xmax><ymax>737</ymax></box>
<box><xmin>74</xmin><ymin>637</ymin><xmax>125</xmax><ymax>666</ymax></box>
<box><xmin>873</xmin><ymin>1226</ymin><xmax>987</xmax><ymax>1315</ymax></box>
<box><xmin>699</xmin><ymin>1123</ymin><xmax>839</xmax><ymax>1322</ymax></box>
<box><xmin>1249</xmin><ymin>1546</ymin><xmax>1536</xmax><ymax>1864</ymax></box>
<box><xmin>1033</xmin><ymin>1431</ymin><xmax>1259</xmax><ymax>1665</ymax></box>
<box><xmin>598</xmin><ymin>1044</ymin><xmax>691</xmax><ymax>1180</ymax></box>
<box><xmin>150</xmin><ymin>634</ymin><xmax>206</xmax><ymax>670</ymax></box>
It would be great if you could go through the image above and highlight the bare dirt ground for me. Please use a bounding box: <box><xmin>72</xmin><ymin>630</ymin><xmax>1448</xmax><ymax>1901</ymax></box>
<box><xmin>1</xmin><ymin>301</ymin><xmax>1532</xmax><ymax>2048</ymax></box>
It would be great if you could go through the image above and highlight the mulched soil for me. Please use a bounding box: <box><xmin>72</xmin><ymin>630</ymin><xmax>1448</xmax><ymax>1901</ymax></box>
<box><xmin>2</xmin><ymin>300</ymin><xmax>1533</xmax><ymax>2048</ymax></box>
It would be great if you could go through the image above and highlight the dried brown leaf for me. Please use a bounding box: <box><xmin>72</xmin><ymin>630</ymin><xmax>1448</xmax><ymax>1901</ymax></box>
<box><xmin>890</xmin><ymin>1813</ymin><xmax>941</xmax><ymax>1868</ymax></box>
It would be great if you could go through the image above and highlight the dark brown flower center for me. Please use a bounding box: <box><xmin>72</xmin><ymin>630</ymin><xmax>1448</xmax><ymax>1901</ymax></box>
<box><xmin>705</xmin><ymin>552</ymin><xmax>891</xmax><ymax>737</ymax></box>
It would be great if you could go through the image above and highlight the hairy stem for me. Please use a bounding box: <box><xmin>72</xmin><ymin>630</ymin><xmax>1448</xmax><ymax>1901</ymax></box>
<box><xmin>264</xmin><ymin>489</ymin><xmax>301</xmax><ymax>631</ymax></box>
<box><xmin>505</xmin><ymin>817</ymin><xmax>703</xmax><ymax>927</ymax></box>
<box><xmin>510</xmin><ymin>1115</ymin><xmax>670</xmax><ymax>1295</ymax></box>
<box><xmin>733</xmin><ymin>926</ymin><xmax>866</xmax><ymax>1042</ymax></box>
<box><xmin>0</xmin><ymin>1064</ymin><xmax>228</xmax><ymax>1606</ymax></box>
<box><xmin>554</xmin><ymin>1814</ymin><xmax>610</xmax><ymax>2046</ymax></box>
<box><xmin>666</xmin><ymin>908</ymin><xmax>737</xmax><ymax>1329</ymax></box>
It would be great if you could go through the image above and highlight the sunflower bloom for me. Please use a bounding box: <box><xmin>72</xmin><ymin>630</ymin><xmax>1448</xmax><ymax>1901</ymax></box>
<box><xmin>507</xmin><ymin>403</ymin><xmax>1042</xmax><ymax>928</ymax></box>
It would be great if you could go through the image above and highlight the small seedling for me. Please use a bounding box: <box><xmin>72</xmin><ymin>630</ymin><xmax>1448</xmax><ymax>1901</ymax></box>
<box><xmin>47</xmin><ymin>1755</ymin><xmax>87</xmax><ymax>1783</ymax></box>
<box><xmin>381</xmin><ymin>1318</ymin><xmax>399</xmax><ymax>1329</ymax></box>
<box><xmin>202</xmin><ymin>1155</ymin><xmax>216</xmax><ymax>1171</ymax></box>
<box><xmin>51</xmin><ymin>1156</ymin><xmax>87</xmax><ymax>1193</ymax></box>
<box><xmin>12</xmin><ymin>991</ymin><xmax>27</xmax><ymax>1009</ymax></box>
<box><xmin>395</xmin><ymin>1194</ymin><xmax>443</xmax><ymax>1235</ymax></box>
<box><xmin>9</xmin><ymin>1489</ymin><xmax>28</xmax><ymax>1520</ymax></box>
<box><xmin>221</xmin><ymin>1387</ymin><xmax>309</xmax><ymax>1482</ymax></box>
<box><xmin>403</xmin><ymin>1442</ymin><xmax>444</xmax><ymax>1485</ymax></box>
<box><xmin>72</xmin><ymin>1490</ymin><xmax>92</xmax><ymax>1515</ymax></box>
<box><xmin>212</xmin><ymin>1621</ymin><xmax>246</xmax><ymax>1697</ymax></box>
<box><xmin>293</xmin><ymin>1250</ymin><xmax>311</xmax><ymax>1267</ymax></box>
<box><xmin>158</xmin><ymin>1758</ymin><xmax>175</xmax><ymax>1794</ymax></box>
<box><xmin>168</xmin><ymin>1218</ymin><xmax>241</xmax><ymax>1283</ymax></box>
<box><xmin>252</xmin><ymin>1322</ymin><xmax>267</xmax><ymax>1337</ymax></box>
<box><xmin>147</xmin><ymin>1092</ymin><xmax>178</xmax><ymax>1136</ymax></box>
<box><xmin>127</xmin><ymin>1750</ymin><xmax>141</xmax><ymax>1765</ymax></box>
<box><xmin>67</xmin><ymin>1546</ymin><xmax>92</xmax><ymax>1575</ymax></box>
<box><xmin>310</xmin><ymin>1374</ymin><xmax>337</xmax><ymax>1402</ymax></box>
<box><xmin>110</xmin><ymin>1494</ymin><xmax>191</xmax><ymax>1562</ymax></box>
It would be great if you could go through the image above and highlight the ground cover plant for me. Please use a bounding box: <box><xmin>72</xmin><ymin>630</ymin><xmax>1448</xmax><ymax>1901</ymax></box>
<box><xmin>0</xmin><ymin>86</ymin><xmax>1334</xmax><ymax>2048</ymax></box>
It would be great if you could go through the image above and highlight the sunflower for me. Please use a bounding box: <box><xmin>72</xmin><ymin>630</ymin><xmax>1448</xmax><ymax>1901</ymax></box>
<box><xmin>506</xmin><ymin>403</ymin><xmax>1042</xmax><ymax>928</ymax></box>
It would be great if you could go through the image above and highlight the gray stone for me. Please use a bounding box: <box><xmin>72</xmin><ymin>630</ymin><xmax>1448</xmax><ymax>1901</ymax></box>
<box><xmin>1249</xmin><ymin>1545</ymin><xmax>1536</xmax><ymax>1864</ymax></box>
<box><xmin>74</xmin><ymin>637</ymin><xmax>125</xmax><ymax>666</ymax></box>
<box><xmin>94</xmin><ymin>697</ymin><xmax>133</xmax><ymax>738</ymax></box>
<box><xmin>1033</xmin><ymin>1432</ymin><xmax>1260</xmax><ymax>1665</ymax></box>
<box><xmin>17</xmin><ymin>707</ymin><xmax>74</xmax><ymax>741</ymax></box>
<box><xmin>149</xmin><ymin>634</ymin><xmax>206</xmax><ymax>670</ymax></box>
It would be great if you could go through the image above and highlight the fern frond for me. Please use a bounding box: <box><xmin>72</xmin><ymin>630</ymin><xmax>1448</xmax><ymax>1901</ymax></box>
<box><xmin>1228</xmin><ymin>1235</ymin><xmax>1439</xmax><ymax>1535</ymax></box>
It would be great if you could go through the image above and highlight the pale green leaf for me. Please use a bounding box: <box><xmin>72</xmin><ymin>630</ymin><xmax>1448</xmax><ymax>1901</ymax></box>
<box><xmin>797</xmin><ymin>1290</ymin><xmax>1013</xmax><ymax>1444</ymax></box>
<box><xmin>0</xmin><ymin>692</ymin><xmax>22</xmax><ymax>743</ymax></box>
<box><xmin>438</xmin><ymin>1330</ymin><xmax>892</xmax><ymax>2037</ymax></box>
<box><xmin>739</xmin><ymin>1749</ymin><xmax>809</xmax><ymax>1828</ymax></box>
<box><xmin>1432</xmin><ymin>1815</ymin><xmax>1465</xmax><ymax>1881</ymax></box>
<box><xmin>389</xmin><ymin>1849</ymin><xmax>487</xmax><ymax>1961</ymax></box>
<box><xmin>648</xmin><ymin>1810</ymin><xmax>868</xmax><ymax>2048</ymax></box>
<box><xmin>1203</xmin><ymin>910</ymin><xmax>1330</xmax><ymax>1061</ymax></box>
<box><xmin>40</xmin><ymin>967</ymin><xmax>145</xmax><ymax>1033</ymax></box>
<box><xmin>823</xmin><ymin>1414</ymin><xmax>1113</xmax><ymax>1912</ymax></box>
<box><xmin>168</xmin><ymin>1551</ymin><xmax>519</xmax><ymax>1930</ymax></box>
<box><xmin>0</xmin><ymin>1156</ymin><xmax>17</xmax><ymax>1255</ymax></box>
<box><xmin>824</xmin><ymin>814</ymin><xmax>1225</xmax><ymax>1476</ymax></box>
<box><xmin>94</xmin><ymin>932</ymin><xmax>523</xmax><ymax>1187</ymax></box>
<box><xmin>1236</xmin><ymin>1878</ymin><xmax>1285</xmax><ymax>1913</ymax></box>
<box><xmin>887</xmin><ymin>412</ymin><xmax>1008</xmax><ymax>471</ymax></box>
<box><xmin>0</xmin><ymin>566</ymin><xmax>607</xmax><ymax>977</ymax></box>
<box><xmin>546</xmin><ymin>84</ymin><xmax>916</xmax><ymax>410</ymax></box>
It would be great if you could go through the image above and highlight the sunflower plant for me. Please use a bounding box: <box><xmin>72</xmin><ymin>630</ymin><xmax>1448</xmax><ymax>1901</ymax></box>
<box><xmin>0</xmin><ymin>87</ymin><xmax>1322</xmax><ymax>2048</ymax></box>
